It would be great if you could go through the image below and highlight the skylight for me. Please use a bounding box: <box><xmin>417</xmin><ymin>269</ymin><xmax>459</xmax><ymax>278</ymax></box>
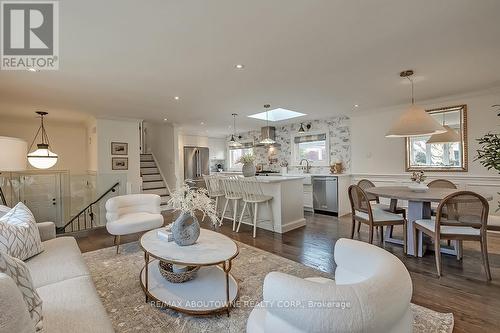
<box><xmin>247</xmin><ymin>108</ymin><xmax>306</xmax><ymax>122</ymax></box>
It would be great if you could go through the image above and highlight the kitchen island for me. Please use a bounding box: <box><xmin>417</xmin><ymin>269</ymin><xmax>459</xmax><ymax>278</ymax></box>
<box><xmin>240</xmin><ymin>175</ymin><xmax>306</xmax><ymax>234</ymax></box>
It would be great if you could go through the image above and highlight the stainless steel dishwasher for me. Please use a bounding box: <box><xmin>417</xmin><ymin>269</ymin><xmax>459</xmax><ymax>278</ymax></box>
<box><xmin>312</xmin><ymin>176</ymin><xmax>338</xmax><ymax>215</ymax></box>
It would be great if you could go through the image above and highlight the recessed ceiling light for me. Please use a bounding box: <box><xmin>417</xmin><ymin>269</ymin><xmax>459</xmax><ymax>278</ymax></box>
<box><xmin>27</xmin><ymin>67</ymin><xmax>38</xmax><ymax>72</ymax></box>
<box><xmin>354</xmin><ymin>104</ymin><xmax>359</xmax><ymax>108</ymax></box>
<box><xmin>248</xmin><ymin>108</ymin><xmax>306</xmax><ymax>122</ymax></box>
<box><xmin>174</xmin><ymin>96</ymin><xmax>180</xmax><ymax>100</ymax></box>
<box><xmin>200</xmin><ymin>121</ymin><xmax>205</xmax><ymax>125</ymax></box>
<box><xmin>235</xmin><ymin>64</ymin><xmax>245</xmax><ymax>69</ymax></box>
<box><xmin>163</xmin><ymin>118</ymin><xmax>168</xmax><ymax>121</ymax></box>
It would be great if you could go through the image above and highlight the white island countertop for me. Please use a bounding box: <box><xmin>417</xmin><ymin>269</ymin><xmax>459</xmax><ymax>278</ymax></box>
<box><xmin>255</xmin><ymin>175</ymin><xmax>305</xmax><ymax>183</ymax></box>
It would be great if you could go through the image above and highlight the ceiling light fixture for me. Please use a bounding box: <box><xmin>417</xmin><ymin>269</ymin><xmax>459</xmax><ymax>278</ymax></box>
<box><xmin>235</xmin><ymin>64</ymin><xmax>245</xmax><ymax>69</ymax></box>
<box><xmin>426</xmin><ymin>113</ymin><xmax>460</xmax><ymax>144</ymax></box>
<box><xmin>386</xmin><ymin>70</ymin><xmax>446</xmax><ymax>138</ymax></box>
<box><xmin>354</xmin><ymin>104</ymin><xmax>359</xmax><ymax>108</ymax></box>
<box><xmin>228</xmin><ymin>113</ymin><xmax>242</xmax><ymax>147</ymax></box>
<box><xmin>259</xmin><ymin>104</ymin><xmax>276</xmax><ymax>145</ymax></box>
<box><xmin>174</xmin><ymin>96</ymin><xmax>180</xmax><ymax>100</ymax></box>
<box><xmin>27</xmin><ymin>111</ymin><xmax>58</xmax><ymax>169</ymax></box>
<box><xmin>163</xmin><ymin>118</ymin><xmax>168</xmax><ymax>122</ymax></box>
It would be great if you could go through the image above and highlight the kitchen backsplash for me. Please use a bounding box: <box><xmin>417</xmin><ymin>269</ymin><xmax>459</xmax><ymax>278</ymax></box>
<box><xmin>227</xmin><ymin>116</ymin><xmax>351</xmax><ymax>173</ymax></box>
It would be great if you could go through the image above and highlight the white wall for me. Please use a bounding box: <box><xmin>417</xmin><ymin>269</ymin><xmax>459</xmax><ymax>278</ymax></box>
<box><xmin>96</xmin><ymin>118</ymin><xmax>141</xmax><ymax>194</ymax></box>
<box><xmin>144</xmin><ymin>121</ymin><xmax>176</xmax><ymax>189</ymax></box>
<box><xmin>350</xmin><ymin>89</ymin><xmax>500</xmax><ymax>215</ymax></box>
<box><xmin>351</xmin><ymin>89</ymin><xmax>499</xmax><ymax>176</ymax></box>
<box><xmin>0</xmin><ymin>115</ymin><xmax>88</xmax><ymax>174</ymax></box>
<box><xmin>86</xmin><ymin>117</ymin><xmax>98</xmax><ymax>172</ymax></box>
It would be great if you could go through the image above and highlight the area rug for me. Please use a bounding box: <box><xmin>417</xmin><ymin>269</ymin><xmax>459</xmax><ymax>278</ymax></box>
<box><xmin>83</xmin><ymin>241</ymin><xmax>454</xmax><ymax>333</ymax></box>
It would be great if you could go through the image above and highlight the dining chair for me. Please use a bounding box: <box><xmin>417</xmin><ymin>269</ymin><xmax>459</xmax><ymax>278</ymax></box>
<box><xmin>413</xmin><ymin>191</ymin><xmax>491</xmax><ymax>280</ymax></box>
<box><xmin>488</xmin><ymin>215</ymin><xmax>500</xmax><ymax>231</ymax></box>
<box><xmin>220</xmin><ymin>176</ymin><xmax>244</xmax><ymax>231</ymax></box>
<box><xmin>348</xmin><ymin>184</ymin><xmax>407</xmax><ymax>250</ymax></box>
<box><xmin>202</xmin><ymin>174</ymin><xmax>226</xmax><ymax>220</ymax></box>
<box><xmin>236</xmin><ymin>177</ymin><xmax>273</xmax><ymax>238</ymax></box>
<box><xmin>356</xmin><ymin>179</ymin><xmax>406</xmax><ymax>234</ymax></box>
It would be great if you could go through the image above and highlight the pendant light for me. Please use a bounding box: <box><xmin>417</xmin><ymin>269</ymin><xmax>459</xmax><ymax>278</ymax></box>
<box><xmin>259</xmin><ymin>104</ymin><xmax>275</xmax><ymax>145</ymax></box>
<box><xmin>228</xmin><ymin>113</ymin><xmax>242</xmax><ymax>147</ymax></box>
<box><xmin>386</xmin><ymin>70</ymin><xmax>446</xmax><ymax>137</ymax></box>
<box><xmin>27</xmin><ymin>111</ymin><xmax>58</xmax><ymax>169</ymax></box>
<box><xmin>426</xmin><ymin>113</ymin><xmax>460</xmax><ymax>144</ymax></box>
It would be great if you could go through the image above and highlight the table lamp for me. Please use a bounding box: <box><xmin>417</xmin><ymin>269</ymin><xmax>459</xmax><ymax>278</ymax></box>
<box><xmin>0</xmin><ymin>136</ymin><xmax>27</xmax><ymax>206</ymax></box>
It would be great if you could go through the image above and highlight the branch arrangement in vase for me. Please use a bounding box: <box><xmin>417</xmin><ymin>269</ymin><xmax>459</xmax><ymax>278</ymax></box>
<box><xmin>168</xmin><ymin>184</ymin><xmax>220</xmax><ymax>226</ymax></box>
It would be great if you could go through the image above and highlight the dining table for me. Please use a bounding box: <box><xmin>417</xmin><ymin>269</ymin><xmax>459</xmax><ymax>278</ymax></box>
<box><xmin>365</xmin><ymin>186</ymin><xmax>493</xmax><ymax>257</ymax></box>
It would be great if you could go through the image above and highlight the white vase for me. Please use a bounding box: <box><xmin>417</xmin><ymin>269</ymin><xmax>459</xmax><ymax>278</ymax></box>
<box><xmin>242</xmin><ymin>163</ymin><xmax>256</xmax><ymax>177</ymax></box>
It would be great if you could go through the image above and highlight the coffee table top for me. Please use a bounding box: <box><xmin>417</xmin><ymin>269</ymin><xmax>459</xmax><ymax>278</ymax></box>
<box><xmin>366</xmin><ymin>186</ymin><xmax>493</xmax><ymax>203</ymax></box>
<box><xmin>140</xmin><ymin>228</ymin><xmax>238</xmax><ymax>266</ymax></box>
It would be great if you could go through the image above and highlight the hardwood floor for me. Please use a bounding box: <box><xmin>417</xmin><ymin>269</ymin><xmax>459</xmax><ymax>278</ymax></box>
<box><xmin>76</xmin><ymin>211</ymin><xmax>500</xmax><ymax>333</ymax></box>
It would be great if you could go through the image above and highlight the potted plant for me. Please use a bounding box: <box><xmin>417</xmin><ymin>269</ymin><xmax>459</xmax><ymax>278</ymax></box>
<box><xmin>167</xmin><ymin>184</ymin><xmax>220</xmax><ymax>246</ymax></box>
<box><xmin>476</xmin><ymin>132</ymin><xmax>500</xmax><ymax>211</ymax></box>
<box><xmin>238</xmin><ymin>153</ymin><xmax>256</xmax><ymax>177</ymax></box>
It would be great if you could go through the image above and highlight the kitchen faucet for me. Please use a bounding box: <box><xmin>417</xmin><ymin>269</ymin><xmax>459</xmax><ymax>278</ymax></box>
<box><xmin>299</xmin><ymin>159</ymin><xmax>311</xmax><ymax>173</ymax></box>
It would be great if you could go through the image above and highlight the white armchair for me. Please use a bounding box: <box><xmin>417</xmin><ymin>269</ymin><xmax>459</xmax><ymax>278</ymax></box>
<box><xmin>105</xmin><ymin>194</ymin><xmax>163</xmax><ymax>253</ymax></box>
<box><xmin>247</xmin><ymin>238</ymin><xmax>413</xmax><ymax>333</ymax></box>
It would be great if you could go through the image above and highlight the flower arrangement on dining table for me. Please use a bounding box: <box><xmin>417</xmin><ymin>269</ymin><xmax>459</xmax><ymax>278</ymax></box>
<box><xmin>410</xmin><ymin>171</ymin><xmax>427</xmax><ymax>184</ymax></box>
<box><xmin>168</xmin><ymin>184</ymin><xmax>220</xmax><ymax>226</ymax></box>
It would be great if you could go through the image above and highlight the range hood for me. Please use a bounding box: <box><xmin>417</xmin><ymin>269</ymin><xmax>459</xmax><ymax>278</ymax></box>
<box><xmin>254</xmin><ymin>126</ymin><xmax>281</xmax><ymax>147</ymax></box>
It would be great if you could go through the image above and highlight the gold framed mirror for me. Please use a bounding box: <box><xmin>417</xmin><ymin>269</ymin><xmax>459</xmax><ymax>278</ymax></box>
<box><xmin>405</xmin><ymin>105</ymin><xmax>467</xmax><ymax>172</ymax></box>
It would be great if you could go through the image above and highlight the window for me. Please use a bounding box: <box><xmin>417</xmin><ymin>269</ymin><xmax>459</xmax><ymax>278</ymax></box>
<box><xmin>291</xmin><ymin>132</ymin><xmax>329</xmax><ymax>166</ymax></box>
<box><xmin>228</xmin><ymin>143</ymin><xmax>253</xmax><ymax>171</ymax></box>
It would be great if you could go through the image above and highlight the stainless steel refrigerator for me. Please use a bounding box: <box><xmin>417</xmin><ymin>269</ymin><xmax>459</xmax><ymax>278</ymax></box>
<box><xmin>184</xmin><ymin>146</ymin><xmax>209</xmax><ymax>188</ymax></box>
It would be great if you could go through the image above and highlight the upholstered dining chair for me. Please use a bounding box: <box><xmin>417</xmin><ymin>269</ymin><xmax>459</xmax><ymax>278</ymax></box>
<box><xmin>236</xmin><ymin>177</ymin><xmax>273</xmax><ymax>238</ymax></box>
<box><xmin>428</xmin><ymin>179</ymin><xmax>457</xmax><ymax>216</ymax></box>
<box><xmin>357</xmin><ymin>179</ymin><xmax>406</xmax><ymax>234</ymax></box>
<box><xmin>203</xmin><ymin>174</ymin><xmax>226</xmax><ymax>220</ymax></box>
<box><xmin>488</xmin><ymin>215</ymin><xmax>500</xmax><ymax>231</ymax></box>
<box><xmin>413</xmin><ymin>191</ymin><xmax>491</xmax><ymax>280</ymax></box>
<box><xmin>348</xmin><ymin>184</ymin><xmax>407</xmax><ymax>250</ymax></box>
<box><xmin>220</xmin><ymin>176</ymin><xmax>244</xmax><ymax>231</ymax></box>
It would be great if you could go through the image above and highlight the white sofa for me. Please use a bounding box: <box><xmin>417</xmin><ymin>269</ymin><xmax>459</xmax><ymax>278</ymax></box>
<box><xmin>105</xmin><ymin>194</ymin><xmax>163</xmax><ymax>253</ymax></box>
<box><xmin>0</xmin><ymin>222</ymin><xmax>114</xmax><ymax>333</ymax></box>
<box><xmin>247</xmin><ymin>238</ymin><xmax>413</xmax><ymax>333</ymax></box>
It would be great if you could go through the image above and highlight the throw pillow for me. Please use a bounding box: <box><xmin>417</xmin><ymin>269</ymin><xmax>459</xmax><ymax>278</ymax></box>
<box><xmin>0</xmin><ymin>202</ymin><xmax>43</xmax><ymax>260</ymax></box>
<box><xmin>0</xmin><ymin>205</ymin><xmax>11</xmax><ymax>218</ymax></box>
<box><xmin>0</xmin><ymin>251</ymin><xmax>43</xmax><ymax>331</ymax></box>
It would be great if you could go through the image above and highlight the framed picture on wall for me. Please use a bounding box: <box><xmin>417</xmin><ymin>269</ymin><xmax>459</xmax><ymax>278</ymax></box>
<box><xmin>111</xmin><ymin>142</ymin><xmax>128</xmax><ymax>155</ymax></box>
<box><xmin>112</xmin><ymin>157</ymin><xmax>128</xmax><ymax>170</ymax></box>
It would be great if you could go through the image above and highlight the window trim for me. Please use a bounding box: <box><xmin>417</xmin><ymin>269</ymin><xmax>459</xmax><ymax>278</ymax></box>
<box><xmin>291</xmin><ymin>130</ymin><xmax>330</xmax><ymax>167</ymax></box>
<box><xmin>227</xmin><ymin>141</ymin><xmax>254</xmax><ymax>171</ymax></box>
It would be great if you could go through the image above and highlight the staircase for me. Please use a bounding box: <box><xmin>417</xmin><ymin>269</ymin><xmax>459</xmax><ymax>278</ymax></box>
<box><xmin>140</xmin><ymin>154</ymin><xmax>171</xmax><ymax>210</ymax></box>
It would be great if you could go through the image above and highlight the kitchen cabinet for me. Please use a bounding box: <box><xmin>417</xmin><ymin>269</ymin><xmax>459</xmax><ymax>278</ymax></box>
<box><xmin>303</xmin><ymin>184</ymin><xmax>313</xmax><ymax>211</ymax></box>
<box><xmin>208</xmin><ymin>138</ymin><xmax>226</xmax><ymax>160</ymax></box>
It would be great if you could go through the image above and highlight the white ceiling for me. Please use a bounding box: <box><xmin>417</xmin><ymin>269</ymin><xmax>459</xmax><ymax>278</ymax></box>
<box><xmin>0</xmin><ymin>0</ymin><xmax>499</xmax><ymax>136</ymax></box>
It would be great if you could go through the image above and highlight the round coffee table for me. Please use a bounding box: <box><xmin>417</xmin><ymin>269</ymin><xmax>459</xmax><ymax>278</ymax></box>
<box><xmin>139</xmin><ymin>228</ymin><xmax>239</xmax><ymax>315</ymax></box>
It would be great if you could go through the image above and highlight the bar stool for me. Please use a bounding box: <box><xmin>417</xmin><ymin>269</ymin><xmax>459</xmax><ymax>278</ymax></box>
<box><xmin>202</xmin><ymin>174</ymin><xmax>225</xmax><ymax>220</ymax></box>
<box><xmin>220</xmin><ymin>176</ymin><xmax>243</xmax><ymax>231</ymax></box>
<box><xmin>236</xmin><ymin>177</ymin><xmax>273</xmax><ymax>238</ymax></box>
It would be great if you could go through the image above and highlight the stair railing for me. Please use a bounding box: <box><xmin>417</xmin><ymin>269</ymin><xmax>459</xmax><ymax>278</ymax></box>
<box><xmin>57</xmin><ymin>182</ymin><xmax>120</xmax><ymax>234</ymax></box>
